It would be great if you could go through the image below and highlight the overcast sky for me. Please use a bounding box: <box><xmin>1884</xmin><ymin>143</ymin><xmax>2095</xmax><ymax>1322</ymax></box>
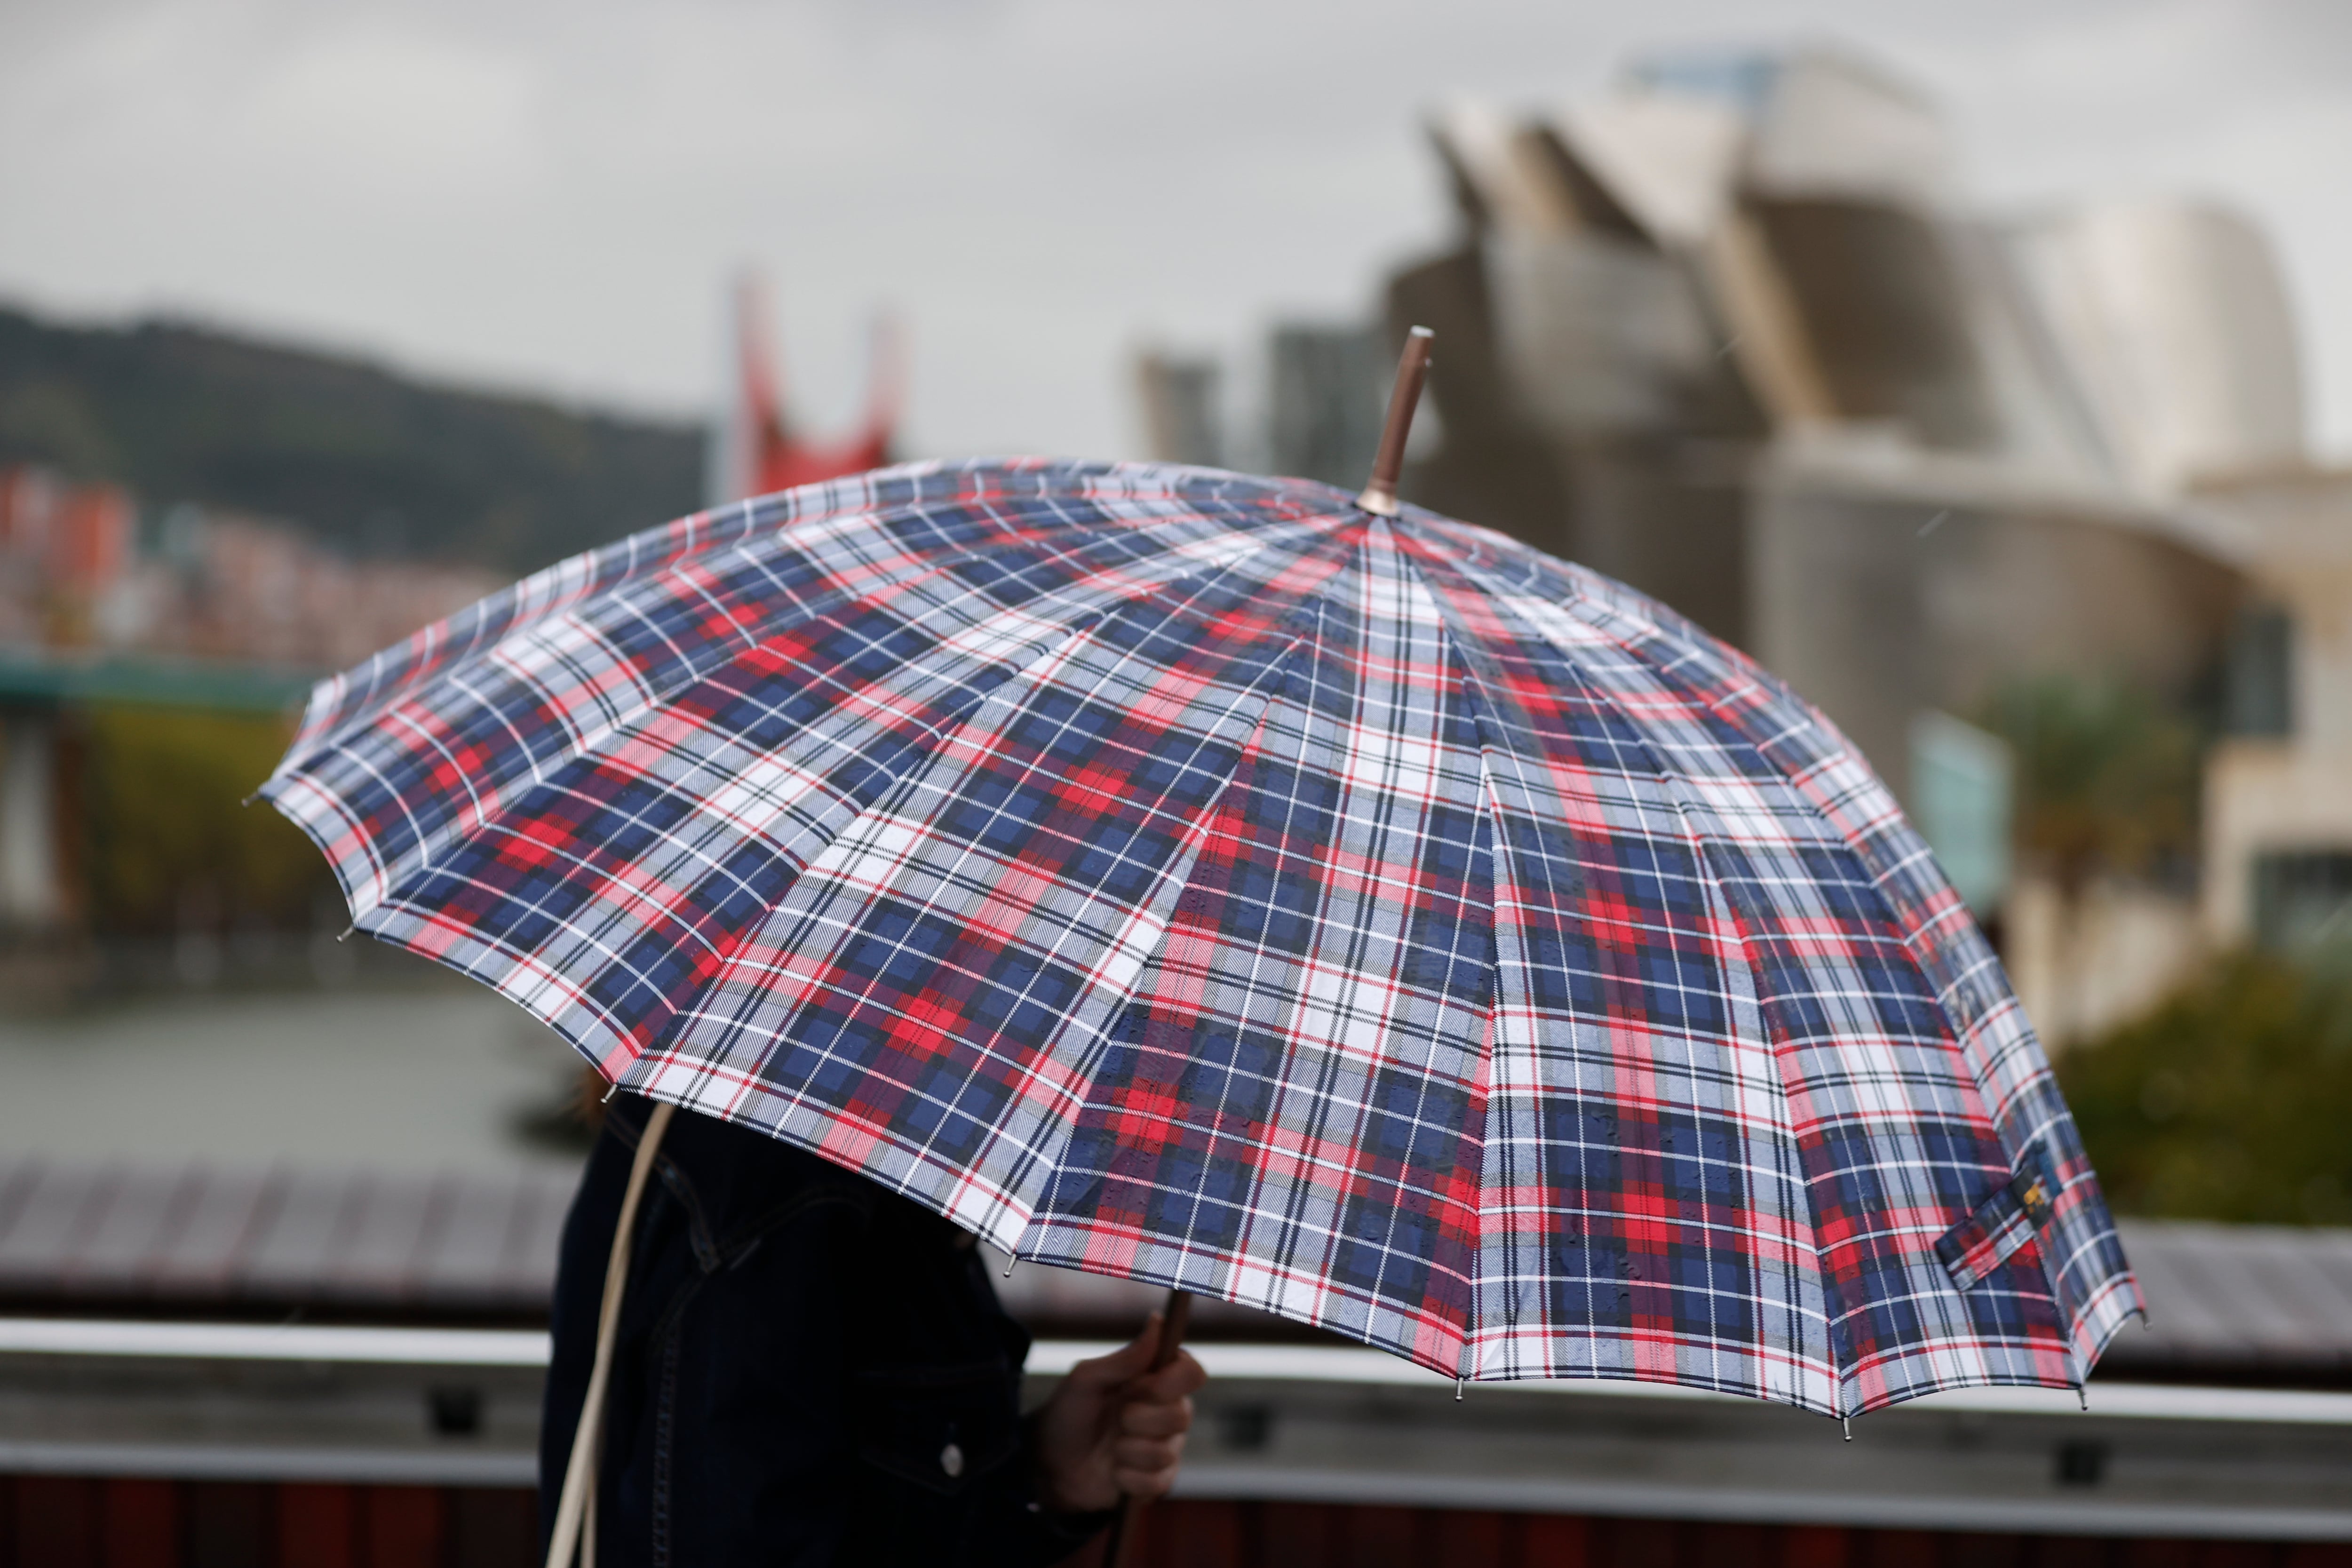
<box><xmin>5</xmin><ymin>0</ymin><xmax>2350</xmax><ymax>465</ymax></box>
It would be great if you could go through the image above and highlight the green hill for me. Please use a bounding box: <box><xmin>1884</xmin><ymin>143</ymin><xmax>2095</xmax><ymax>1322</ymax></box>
<box><xmin>0</xmin><ymin>303</ymin><xmax>705</xmax><ymax>574</ymax></box>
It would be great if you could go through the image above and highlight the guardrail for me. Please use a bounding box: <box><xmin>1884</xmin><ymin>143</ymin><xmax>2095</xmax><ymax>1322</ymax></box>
<box><xmin>2</xmin><ymin>1318</ymin><xmax>2349</xmax><ymax>1544</ymax></box>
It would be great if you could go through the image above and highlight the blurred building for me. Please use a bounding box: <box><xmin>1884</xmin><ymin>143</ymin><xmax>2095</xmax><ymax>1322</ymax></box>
<box><xmin>0</xmin><ymin>464</ymin><xmax>499</xmax><ymax>938</ymax></box>
<box><xmin>0</xmin><ymin>468</ymin><xmax>134</xmax><ymax>651</ymax></box>
<box><xmin>1396</xmin><ymin>48</ymin><xmax>2246</xmax><ymax>774</ymax></box>
<box><xmin>0</xmin><ymin>469</ymin><xmax>499</xmax><ymax>676</ymax></box>
<box><xmin>1135</xmin><ymin>350</ymin><xmax>1224</xmax><ymax>469</ymax></box>
<box><xmin>2006</xmin><ymin>198</ymin><xmax>2346</xmax><ymax>959</ymax></box>
<box><xmin>1360</xmin><ymin>45</ymin><xmax>2352</xmax><ymax>1042</ymax></box>
<box><xmin>1266</xmin><ymin>324</ymin><xmax>1389</xmax><ymax>488</ymax></box>
<box><xmin>2019</xmin><ymin>202</ymin><xmax>2306</xmax><ymax>499</ymax></box>
<box><xmin>2191</xmin><ymin>464</ymin><xmax>2352</xmax><ymax>949</ymax></box>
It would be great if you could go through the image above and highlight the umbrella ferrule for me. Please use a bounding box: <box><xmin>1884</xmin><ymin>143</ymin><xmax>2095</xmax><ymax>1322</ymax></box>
<box><xmin>1355</xmin><ymin>327</ymin><xmax>1433</xmax><ymax>517</ymax></box>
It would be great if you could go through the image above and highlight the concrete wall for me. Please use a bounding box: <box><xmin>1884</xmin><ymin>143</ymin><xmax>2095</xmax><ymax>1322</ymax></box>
<box><xmin>2007</xmin><ymin>875</ymin><xmax>2206</xmax><ymax>1049</ymax></box>
<box><xmin>2204</xmin><ymin>743</ymin><xmax>2352</xmax><ymax>941</ymax></box>
<box><xmin>2193</xmin><ymin>467</ymin><xmax>2352</xmax><ymax>943</ymax></box>
<box><xmin>1747</xmin><ymin>475</ymin><xmax>2241</xmax><ymax>802</ymax></box>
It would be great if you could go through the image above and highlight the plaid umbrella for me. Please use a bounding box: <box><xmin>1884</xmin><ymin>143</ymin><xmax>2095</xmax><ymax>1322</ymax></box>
<box><xmin>263</xmin><ymin>454</ymin><xmax>2138</xmax><ymax>1423</ymax></box>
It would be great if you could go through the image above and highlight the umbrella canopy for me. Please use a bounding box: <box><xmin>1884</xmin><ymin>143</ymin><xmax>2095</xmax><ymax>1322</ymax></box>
<box><xmin>264</xmin><ymin>457</ymin><xmax>2138</xmax><ymax>1419</ymax></box>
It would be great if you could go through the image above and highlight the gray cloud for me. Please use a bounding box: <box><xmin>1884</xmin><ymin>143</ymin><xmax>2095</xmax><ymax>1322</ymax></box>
<box><xmin>4</xmin><ymin>0</ymin><xmax>2347</xmax><ymax>463</ymax></box>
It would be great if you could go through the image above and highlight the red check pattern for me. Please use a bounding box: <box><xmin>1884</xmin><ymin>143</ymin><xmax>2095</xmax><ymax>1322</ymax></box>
<box><xmin>265</xmin><ymin>459</ymin><xmax>2138</xmax><ymax>1419</ymax></box>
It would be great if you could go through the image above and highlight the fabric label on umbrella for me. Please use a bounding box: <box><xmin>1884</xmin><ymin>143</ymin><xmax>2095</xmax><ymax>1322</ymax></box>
<box><xmin>1935</xmin><ymin>1153</ymin><xmax>2057</xmax><ymax>1293</ymax></box>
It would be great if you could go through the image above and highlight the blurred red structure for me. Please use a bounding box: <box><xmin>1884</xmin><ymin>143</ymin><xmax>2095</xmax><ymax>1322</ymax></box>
<box><xmin>710</xmin><ymin>273</ymin><xmax>901</xmax><ymax>505</ymax></box>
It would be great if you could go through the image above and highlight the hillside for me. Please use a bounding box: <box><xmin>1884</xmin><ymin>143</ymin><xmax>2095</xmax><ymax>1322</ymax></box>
<box><xmin>0</xmin><ymin>303</ymin><xmax>705</xmax><ymax>574</ymax></box>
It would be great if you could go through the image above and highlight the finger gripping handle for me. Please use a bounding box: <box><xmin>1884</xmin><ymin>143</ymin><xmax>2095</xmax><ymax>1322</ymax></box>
<box><xmin>1103</xmin><ymin>1288</ymin><xmax>1192</xmax><ymax>1568</ymax></box>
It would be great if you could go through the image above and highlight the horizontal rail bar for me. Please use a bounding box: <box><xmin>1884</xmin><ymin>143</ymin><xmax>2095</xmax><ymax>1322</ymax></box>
<box><xmin>1032</xmin><ymin>1341</ymin><xmax>2352</xmax><ymax>1426</ymax></box>
<box><xmin>2</xmin><ymin>1320</ymin><xmax>2346</xmax><ymax>1427</ymax></box>
<box><xmin>0</xmin><ymin>1318</ymin><xmax>549</xmax><ymax>1367</ymax></box>
<box><xmin>1169</xmin><ymin>1466</ymin><xmax>2352</xmax><ymax>1543</ymax></box>
<box><xmin>0</xmin><ymin>1441</ymin><xmax>534</xmax><ymax>1488</ymax></box>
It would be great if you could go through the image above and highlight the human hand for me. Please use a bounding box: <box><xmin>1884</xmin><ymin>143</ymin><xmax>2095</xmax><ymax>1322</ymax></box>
<box><xmin>1030</xmin><ymin>1312</ymin><xmax>1207</xmax><ymax>1513</ymax></box>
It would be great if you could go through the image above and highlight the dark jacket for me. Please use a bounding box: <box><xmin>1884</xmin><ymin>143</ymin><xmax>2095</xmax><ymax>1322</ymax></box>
<box><xmin>540</xmin><ymin>1095</ymin><xmax>1110</xmax><ymax>1566</ymax></box>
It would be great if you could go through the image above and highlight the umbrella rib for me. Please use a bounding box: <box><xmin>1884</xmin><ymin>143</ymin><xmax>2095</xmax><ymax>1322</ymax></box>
<box><xmin>1027</xmin><ymin>655</ymin><xmax>1309</xmax><ymax>1284</ymax></box>
<box><xmin>1377</xmin><ymin>544</ymin><xmax>1572</xmax><ymax>1384</ymax></box>
<box><xmin>1391</xmin><ymin>530</ymin><xmax>1831</xmax><ymax>1406</ymax></box>
<box><xmin>342</xmin><ymin>506</ymin><xmax>1343</xmax><ymax>935</ymax></box>
<box><xmin>1213</xmin><ymin>610</ymin><xmax>1338</xmax><ymax>1307</ymax></box>
<box><xmin>1512</xmin><ymin>598</ymin><xmax>2006</xmax><ymax>1405</ymax></box>
<box><xmin>1476</xmin><ymin>578</ymin><xmax>1843</xmax><ymax>1408</ymax></box>
<box><xmin>332</xmin><ymin>612</ymin><xmax>1107</xmax><ymax>1069</ymax></box>
<box><xmin>881</xmin><ymin>573</ymin><xmax>1320</xmax><ymax>1239</ymax></box>
<box><xmin>1246</xmin><ymin>542</ymin><xmax>1377</xmax><ymax>1333</ymax></box>
<box><xmin>278</xmin><ymin>486</ymin><xmax>1290</xmax><ymax>793</ymax></box>
<box><xmin>270</xmin><ymin>517</ymin><xmax>1079</xmax><ymax>886</ymax></box>
<box><xmin>628</xmin><ymin>513</ymin><xmax>1342</xmax><ymax>1075</ymax></box>
<box><xmin>644</xmin><ymin>529</ymin><xmax>1354</xmax><ymax>1229</ymax></box>
<box><xmin>288</xmin><ymin>463</ymin><xmax>1037</xmax><ymax>755</ymax></box>
<box><xmin>282</xmin><ymin>502</ymin><xmax>1351</xmax><ymax>1093</ymax></box>
<box><xmin>1418</xmin><ymin>533</ymin><xmax>2070</xmax><ymax>1414</ymax></box>
<box><xmin>1344</xmin><ymin>522</ymin><xmax>1497</xmax><ymax>1372</ymax></box>
<box><xmin>1226</xmin><ymin>528</ymin><xmax>1511</xmax><ymax>1364</ymax></box>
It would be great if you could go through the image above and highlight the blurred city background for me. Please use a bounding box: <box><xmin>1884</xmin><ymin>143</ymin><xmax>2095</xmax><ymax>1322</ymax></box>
<box><xmin>0</xmin><ymin>2</ymin><xmax>2349</xmax><ymax>1562</ymax></box>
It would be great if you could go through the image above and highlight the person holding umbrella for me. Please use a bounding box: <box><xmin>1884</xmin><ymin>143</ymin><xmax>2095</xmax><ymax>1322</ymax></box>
<box><xmin>264</xmin><ymin>330</ymin><xmax>2138</xmax><ymax>1567</ymax></box>
<box><xmin>537</xmin><ymin>1086</ymin><xmax>1204</xmax><ymax>1564</ymax></box>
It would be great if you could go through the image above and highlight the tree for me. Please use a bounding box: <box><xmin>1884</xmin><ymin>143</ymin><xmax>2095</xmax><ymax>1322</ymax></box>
<box><xmin>1982</xmin><ymin>674</ymin><xmax>2202</xmax><ymax>897</ymax></box>
<box><xmin>79</xmin><ymin>706</ymin><xmax>333</xmax><ymax>936</ymax></box>
<box><xmin>2056</xmin><ymin>947</ymin><xmax>2352</xmax><ymax>1225</ymax></box>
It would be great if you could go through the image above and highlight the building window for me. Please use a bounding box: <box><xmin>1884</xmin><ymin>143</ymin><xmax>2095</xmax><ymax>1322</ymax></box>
<box><xmin>2224</xmin><ymin>606</ymin><xmax>2294</xmax><ymax>738</ymax></box>
<box><xmin>1909</xmin><ymin>710</ymin><xmax>2012</xmax><ymax>919</ymax></box>
<box><xmin>2252</xmin><ymin>851</ymin><xmax>2352</xmax><ymax>951</ymax></box>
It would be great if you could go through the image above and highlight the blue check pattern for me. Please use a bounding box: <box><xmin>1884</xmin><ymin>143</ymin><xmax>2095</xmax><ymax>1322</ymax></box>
<box><xmin>265</xmin><ymin>459</ymin><xmax>2139</xmax><ymax>1417</ymax></box>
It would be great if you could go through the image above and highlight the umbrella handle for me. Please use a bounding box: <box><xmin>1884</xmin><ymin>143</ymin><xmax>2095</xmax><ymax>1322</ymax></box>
<box><xmin>544</xmin><ymin>1098</ymin><xmax>675</xmax><ymax>1568</ymax></box>
<box><xmin>1100</xmin><ymin>1288</ymin><xmax>1194</xmax><ymax>1568</ymax></box>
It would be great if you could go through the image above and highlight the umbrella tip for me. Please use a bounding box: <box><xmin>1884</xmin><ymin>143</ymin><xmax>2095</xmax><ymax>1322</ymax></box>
<box><xmin>1355</xmin><ymin>327</ymin><xmax>1434</xmax><ymax>517</ymax></box>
